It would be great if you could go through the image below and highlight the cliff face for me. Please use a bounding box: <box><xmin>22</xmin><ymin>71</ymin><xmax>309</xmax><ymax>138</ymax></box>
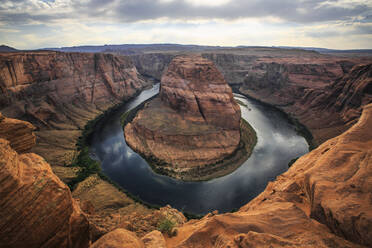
<box><xmin>160</xmin><ymin>56</ymin><xmax>241</xmax><ymax>130</ymax></box>
<box><xmin>130</xmin><ymin>53</ymin><xmax>174</xmax><ymax>80</ymax></box>
<box><xmin>0</xmin><ymin>115</ymin><xmax>90</xmax><ymax>248</ymax></box>
<box><xmin>0</xmin><ymin>51</ymin><xmax>147</xmax><ymax>165</ymax></box>
<box><xmin>235</xmin><ymin>60</ymin><xmax>372</xmax><ymax>145</ymax></box>
<box><xmin>202</xmin><ymin>52</ymin><xmax>372</xmax><ymax>145</ymax></box>
<box><xmin>0</xmin><ymin>112</ymin><xmax>36</xmax><ymax>153</ymax></box>
<box><xmin>124</xmin><ymin>56</ymin><xmax>247</xmax><ymax>180</ymax></box>
<box><xmin>165</xmin><ymin>103</ymin><xmax>372</xmax><ymax>248</ymax></box>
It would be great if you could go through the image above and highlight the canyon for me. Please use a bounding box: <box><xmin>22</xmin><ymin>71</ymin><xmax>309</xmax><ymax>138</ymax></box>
<box><xmin>131</xmin><ymin>48</ymin><xmax>372</xmax><ymax>146</ymax></box>
<box><xmin>0</xmin><ymin>51</ymin><xmax>148</xmax><ymax>166</ymax></box>
<box><xmin>124</xmin><ymin>55</ymin><xmax>256</xmax><ymax>180</ymax></box>
<box><xmin>0</xmin><ymin>47</ymin><xmax>371</xmax><ymax>247</ymax></box>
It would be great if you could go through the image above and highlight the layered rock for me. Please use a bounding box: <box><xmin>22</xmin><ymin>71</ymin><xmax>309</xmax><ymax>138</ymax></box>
<box><xmin>202</xmin><ymin>51</ymin><xmax>372</xmax><ymax>145</ymax></box>
<box><xmin>72</xmin><ymin>173</ymin><xmax>186</xmax><ymax>238</ymax></box>
<box><xmin>124</xmin><ymin>56</ymin><xmax>247</xmax><ymax>180</ymax></box>
<box><xmin>0</xmin><ymin>51</ymin><xmax>147</xmax><ymax>165</ymax></box>
<box><xmin>0</xmin><ymin>112</ymin><xmax>36</xmax><ymax>153</ymax></box>
<box><xmin>0</xmin><ymin>135</ymin><xmax>90</xmax><ymax>247</ymax></box>
<box><xmin>160</xmin><ymin>56</ymin><xmax>241</xmax><ymax>129</ymax></box>
<box><xmin>129</xmin><ymin>48</ymin><xmax>372</xmax><ymax>145</ymax></box>
<box><xmin>165</xmin><ymin>103</ymin><xmax>372</xmax><ymax>248</ymax></box>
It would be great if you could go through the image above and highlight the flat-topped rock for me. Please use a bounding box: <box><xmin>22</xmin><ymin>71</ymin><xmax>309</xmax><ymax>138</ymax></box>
<box><xmin>124</xmin><ymin>56</ymin><xmax>256</xmax><ymax>180</ymax></box>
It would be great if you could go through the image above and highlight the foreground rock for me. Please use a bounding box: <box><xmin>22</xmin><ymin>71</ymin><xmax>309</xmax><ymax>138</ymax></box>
<box><xmin>0</xmin><ymin>51</ymin><xmax>147</xmax><ymax>165</ymax></box>
<box><xmin>91</xmin><ymin>228</ymin><xmax>144</xmax><ymax>248</ymax></box>
<box><xmin>124</xmin><ymin>56</ymin><xmax>255</xmax><ymax>180</ymax></box>
<box><xmin>72</xmin><ymin>174</ymin><xmax>186</xmax><ymax>238</ymax></box>
<box><xmin>165</xmin><ymin>103</ymin><xmax>372</xmax><ymax>247</ymax></box>
<box><xmin>0</xmin><ymin>138</ymin><xmax>90</xmax><ymax>247</ymax></box>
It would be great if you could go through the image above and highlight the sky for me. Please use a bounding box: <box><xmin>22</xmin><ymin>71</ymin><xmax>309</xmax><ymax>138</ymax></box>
<box><xmin>0</xmin><ymin>0</ymin><xmax>371</xmax><ymax>50</ymax></box>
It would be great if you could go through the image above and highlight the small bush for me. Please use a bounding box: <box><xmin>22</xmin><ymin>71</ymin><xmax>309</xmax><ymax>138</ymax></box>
<box><xmin>157</xmin><ymin>218</ymin><xmax>176</xmax><ymax>236</ymax></box>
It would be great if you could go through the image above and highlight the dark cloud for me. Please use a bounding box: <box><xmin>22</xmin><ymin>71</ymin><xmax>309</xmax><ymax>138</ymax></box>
<box><xmin>0</xmin><ymin>0</ymin><xmax>371</xmax><ymax>25</ymax></box>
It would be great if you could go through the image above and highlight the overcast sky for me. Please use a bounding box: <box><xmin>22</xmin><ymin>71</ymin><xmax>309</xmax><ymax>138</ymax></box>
<box><xmin>0</xmin><ymin>0</ymin><xmax>371</xmax><ymax>49</ymax></box>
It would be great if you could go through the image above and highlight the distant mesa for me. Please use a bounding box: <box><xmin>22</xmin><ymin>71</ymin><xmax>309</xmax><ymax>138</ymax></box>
<box><xmin>123</xmin><ymin>55</ymin><xmax>256</xmax><ymax>181</ymax></box>
<box><xmin>0</xmin><ymin>45</ymin><xmax>18</xmax><ymax>52</ymax></box>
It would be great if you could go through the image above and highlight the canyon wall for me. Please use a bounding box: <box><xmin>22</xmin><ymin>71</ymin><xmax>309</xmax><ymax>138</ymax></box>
<box><xmin>0</xmin><ymin>51</ymin><xmax>148</xmax><ymax>165</ymax></box>
<box><xmin>130</xmin><ymin>53</ymin><xmax>174</xmax><ymax>80</ymax></box>
<box><xmin>164</xmin><ymin>102</ymin><xmax>372</xmax><ymax>247</ymax></box>
<box><xmin>205</xmin><ymin>52</ymin><xmax>372</xmax><ymax>145</ymax></box>
<box><xmin>0</xmin><ymin>114</ymin><xmax>90</xmax><ymax>248</ymax></box>
<box><xmin>0</xmin><ymin>112</ymin><xmax>36</xmax><ymax>153</ymax></box>
<box><xmin>95</xmin><ymin>103</ymin><xmax>372</xmax><ymax>248</ymax></box>
<box><xmin>130</xmin><ymin>48</ymin><xmax>372</xmax><ymax>145</ymax></box>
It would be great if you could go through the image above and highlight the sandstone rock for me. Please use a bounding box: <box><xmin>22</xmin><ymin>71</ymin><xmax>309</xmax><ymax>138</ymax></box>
<box><xmin>0</xmin><ymin>138</ymin><xmax>90</xmax><ymax>247</ymax></box>
<box><xmin>0</xmin><ymin>112</ymin><xmax>36</xmax><ymax>153</ymax></box>
<box><xmin>141</xmin><ymin>230</ymin><xmax>166</xmax><ymax>248</ymax></box>
<box><xmin>72</xmin><ymin>175</ymin><xmax>185</xmax><ymax>238</ymax></box>
<box><xmin>51</xmin><ymin>165</ymin><xmax>79</xmax><ymax>184</ymax></box>
<box><xmin>160</xmin><ymin>55</ymin><xmax>241</xmax><ymax>130</ymax></box>
<box><xmin>90</xmin><ymin>228</ymin><xmax>144</xmax><ymax>248</ymax></box>
<box><xmin>205</xmin><ymin>53</ymin><xmax>372</xmax><ymax>145</ymax></box>
<box><xmin>165</xmin><ymin>103</ymin><xmax>372</xmax><ymax>248</ymax></box>
<box><xmin>72</xmin><ymin>174</ymin><xmax>135</xmax><ymax>213</ymax></box>
<box><xmin>0</xmin><ymin>51</ymin><xmax>147</xmax><ymax>165</ymax></box>
<box><xmin>124</xmin><ymin>56</ymin><xmax>247</xmax><ymax>179</ymax></box>
<box><xmin>131</xmin><ymin>49</ymin><xmax>371</xmax><ymax>145</ymax></box>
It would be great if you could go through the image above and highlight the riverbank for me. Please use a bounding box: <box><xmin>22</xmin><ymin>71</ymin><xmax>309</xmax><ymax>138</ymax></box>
<box><xmin>66</xmin><ymin>87</ymin><xmax>164</xmax><ymax>210</ymax></box>
<box><xmin>233</xmin><ymin>87</ymin><xmax>316</xmax><ymax>151</ymax></box>
<box><xmin>68</xmin><ymin>86</ymin><xmax>204</xmax><ymax>220</ymax></box>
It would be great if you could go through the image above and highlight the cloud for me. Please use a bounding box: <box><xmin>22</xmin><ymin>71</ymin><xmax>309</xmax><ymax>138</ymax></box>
<box><xmin>0</xmin><ymin>0</ymin><xmax>371</xmax><ymax>49</ymax></box>
<box><xmin>0</xmin><ymin>0</ymin><xmax>371</xmax><ymax>24</ymax></box>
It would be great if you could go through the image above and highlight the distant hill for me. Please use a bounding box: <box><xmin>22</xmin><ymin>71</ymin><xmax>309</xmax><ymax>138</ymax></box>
<box><xmin>0</xmin><ymin>45</ymin><xmax>18</xmax><ymax>52</ymax></box>
<box><xmin>274</xmin><ymin>46</ymin><xmax>372</xmax><ymax>54</ymax></box>
<box><xmin>43</xmin><ymin>44</ymin><xmax>225</xmax><ymax>54</ymax></box>
<box><xmin>42</xmin><ymin>43</ymin><xmax>372</xmax><ymax>56</ymax></box>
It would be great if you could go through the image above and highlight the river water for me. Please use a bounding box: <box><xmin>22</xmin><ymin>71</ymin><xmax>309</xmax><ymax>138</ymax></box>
<box><xmin>90</xmin><ymin>84</ymin><xmax>308</xmax><ymax>214</ymax></box>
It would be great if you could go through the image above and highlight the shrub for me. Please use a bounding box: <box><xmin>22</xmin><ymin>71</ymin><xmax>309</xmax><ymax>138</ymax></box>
<box><xmin>157</xmin><ymin>218</ymin><xmax>176</xmax><ymax>236</ymax></box>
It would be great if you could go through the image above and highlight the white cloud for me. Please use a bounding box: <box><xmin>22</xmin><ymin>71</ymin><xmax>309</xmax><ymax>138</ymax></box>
<box><xmin>0</xmin><ymin>0</ymin><xmax>371</xmax><ymax>49</ymax></box>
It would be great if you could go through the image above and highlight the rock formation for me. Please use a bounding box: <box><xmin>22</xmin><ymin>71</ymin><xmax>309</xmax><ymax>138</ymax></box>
<box><xmin>164</xmin><ymin>103</ymin><xmax>372</xmax><ymax>248</ymax></box>
<box><xmin>90</xmin><ymin>228</ymin><xmax>145</xmax><ymax>248</ymax></box>
<box><xmin>0</xmin><ymin>51</ymin><xmax>147</xmax><ymax>165</ymax></box>
<box><xmin>0</xmin><ymin>115</ymin><xmax>90</xmax><ymax>248</ymax></box>
<box><xmin>0</xmin><ymin>112</ymin><xmax>36</xmax><ymax>153</ymax></box>
<box><xmin>124</xmin><ymin>55</ymin><xmax>252</xmax><ymax>180</ymax></box>
<box><xmin>129</xmin><ymin>48</ymin><xmax>372</xmax><ymax>145</ymax></box>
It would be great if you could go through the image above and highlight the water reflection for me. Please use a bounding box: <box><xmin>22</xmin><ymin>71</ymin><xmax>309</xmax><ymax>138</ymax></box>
<box><xmin>90</xmin><ymin>85</ymin><xmax>308</xmax><ymax>214</ymax></box>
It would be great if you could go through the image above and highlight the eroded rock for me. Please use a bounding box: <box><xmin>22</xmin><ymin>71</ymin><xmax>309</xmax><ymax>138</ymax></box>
<box><xmin>0</xmin><ymin>51</ymin><xmax>147</xmax><ymax>165</ymax></box>
<box><xmin>165</xmin><ymin>103</ymin><xmax>372</xmax><ymax>248</ymax></box>
<box><xmin>0</xmin><ymin>138</ymin><xmax>90</xmax><ymax>248</ymax></box>
<box><xmin>124</xmin><ymin>56</ymin><xmax>253</xmax><ymax>180</ymax></box>
<box><xmin>90</xmin><ymin>228</ymin><xmax>144</xmax><ymax>248</ymax></box>
<box><xmin>0</xmin><ymin>112</ymin><xmax>36</xmax><ymax>153</ymax></box>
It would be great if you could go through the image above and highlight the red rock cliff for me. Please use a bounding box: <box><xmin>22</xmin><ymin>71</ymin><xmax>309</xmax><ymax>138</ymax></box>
<box><xmin>165</xmin><ymin>103</ymin><xmax>372</xmax><ymax>248</ymax></box>
<box><xmin>0</xmin><ymin>116</ymin><xmax>91</xmax><ymax>248</ymax></box>
<box><xmin>0</xmin><ymin>112</ymin><xmax>36</xmax><ymax>153</ymax></box>
<box><xmin>203</xmin><ymin>51</ymin><xmax>372</xmax><ymax>145</ymax></box>
<box><xmin>160</xmin><ymin>55</ymin><xmax>241</xmax><ymax>129</ymax></box>
<box><xmin>0</xmin><ymin>51</ymin><xmax>147</xmax><ymax>165</ymax></box>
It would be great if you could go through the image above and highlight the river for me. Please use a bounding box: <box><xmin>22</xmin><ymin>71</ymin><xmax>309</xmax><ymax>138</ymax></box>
<box><xmin>90</xmin><ymin>84</ymin><xmax>308</xmax><ymax>214</ymax></box>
